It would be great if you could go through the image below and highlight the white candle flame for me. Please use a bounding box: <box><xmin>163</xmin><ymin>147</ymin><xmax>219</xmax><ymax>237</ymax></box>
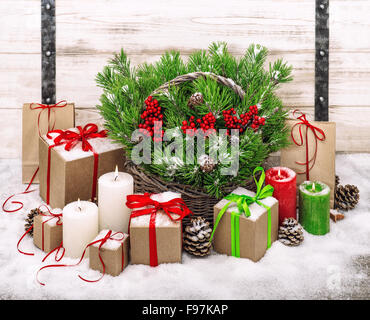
<box><xmin>114</xmin><ymin>165</ymin><xmax>119</xmax><ymax>181</ymax></box>
<box><xmin>77</xmin><ymin>198</ymin><xmax>82</xmax><ymax>211</ymax></box>
<box><xmin>278</xmin><ymin>168</ymin><xmax>281</xmax><ymax>177</ymax></box>
<box><xmin>312</xmin><ymin>182</ymin><xmax>316</xmax><ymax>191</ymax></box>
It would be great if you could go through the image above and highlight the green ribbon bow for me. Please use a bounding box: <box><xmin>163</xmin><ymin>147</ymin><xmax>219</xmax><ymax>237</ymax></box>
<box><xmin>209</xmin><ymin>167</ymin><xmax>274</xmax><ymax>257</ymax></box>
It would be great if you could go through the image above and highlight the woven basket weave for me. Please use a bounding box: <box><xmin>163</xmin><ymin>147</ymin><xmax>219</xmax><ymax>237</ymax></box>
<box><xmin>125</xmin><ymin>72</ymin><xmax>262</xmax><ymax>227</ymax></box>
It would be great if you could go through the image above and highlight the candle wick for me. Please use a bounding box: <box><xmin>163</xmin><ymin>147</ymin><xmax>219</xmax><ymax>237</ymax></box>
<box><xmin>114</xmin><ymin>175</ymin><xmax>118</xmax><ymax>181</ymax></box>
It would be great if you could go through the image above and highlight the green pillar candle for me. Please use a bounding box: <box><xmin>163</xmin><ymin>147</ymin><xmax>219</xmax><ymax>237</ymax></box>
<box><xmin>299</xmin><ymin>181</ymin><xmax>330</xmax><ymax>235</ymax></box>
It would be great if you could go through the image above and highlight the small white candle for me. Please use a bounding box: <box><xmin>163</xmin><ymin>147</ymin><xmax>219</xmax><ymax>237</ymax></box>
<box><xmin>98</xmin><ymin>166</ymin><xmax>134</xmax><ymax>233</ymax></box>
<box><xmin>63</xmin><ymin>199</ymin><xmax>98</xmax><ymax>258</ymax></box>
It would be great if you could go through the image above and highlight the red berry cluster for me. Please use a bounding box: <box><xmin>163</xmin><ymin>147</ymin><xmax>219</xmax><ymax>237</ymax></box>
<box><xmin>138</xmin><ymin>96</ymin><xmax>164</xmax><ymax>141</ymax></box>
<box><xmin>222</xmin><ymin>105</ymin><xmax>265</xmax><ymax>134</ymax></box>
<box><xmin>181</xmin><ymin>112</ymin><xmax>216</xmax><ymax>136</ymax></box>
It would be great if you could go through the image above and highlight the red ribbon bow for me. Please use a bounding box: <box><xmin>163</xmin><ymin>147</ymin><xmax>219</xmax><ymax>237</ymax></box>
<box><xmin>46</xmin><ymin>124</ymin><xmax>107</xmax><ymax>204</ymax></box>
<box><xmin>290</xmin><ymin>110</ymin><xmax>326</xmax><ymax>180</ymax></box>
<box><xmin>37</xmin><ymin>230</ymin><xmax>125</xmax><ymax>286</ymax></box>
<box><xmin>126</xmin><ymin>193</ymin><xmax>192</xmax><ymax>267</ymax></box>
<box><xmin>30</xmin><ymin>100</ymin><xmax>68</xmax><ymax>137</ymax></box>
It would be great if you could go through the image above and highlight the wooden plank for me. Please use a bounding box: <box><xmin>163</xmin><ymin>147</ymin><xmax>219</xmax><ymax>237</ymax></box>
<box><xmin>0</xmin><ymin>0</ymin><xmax>40</xmax><ymax>54</ymax></box>
<box><xmin>0</xmin><ymin>54</ymin><xmax>41</xmax><ymax>108</ymax></box>
<box><xmin>56</xmin><ymin>53</ymin><xmax>314</xmax><ymax>109</ymax></box>
<box><xmin>1</xmin><ymin>106</ymin><xmax>368</xmax><ymax>159</ymax></box>
<box><xmin>329</xmin><ymin>0</ymin><xmax>370</xmax><ymax>108</ymax></box>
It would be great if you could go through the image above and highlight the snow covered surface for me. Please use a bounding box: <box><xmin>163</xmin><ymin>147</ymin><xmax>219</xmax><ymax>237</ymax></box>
<box><xmin>43</xmin><ymin>129</ymin><xmax>121</xmax><ymax>162</ymax></box>
<box><xmin>0</xmin><ymin>155</ymin><xmax>369</xmax><ymax>299</ymax></box>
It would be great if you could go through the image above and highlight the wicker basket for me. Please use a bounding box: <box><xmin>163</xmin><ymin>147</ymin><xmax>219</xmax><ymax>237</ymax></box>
<box><xmin>125</xmin><ymin>71</ymin><xmax>264</xmax><ymax>227</ymax></box>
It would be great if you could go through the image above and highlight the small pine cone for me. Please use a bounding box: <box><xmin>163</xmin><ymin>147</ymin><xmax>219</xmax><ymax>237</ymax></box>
<box><xmin>335</xmin><ymin>184</ymin><xmax>360</xmax><ymax>211</ymax></box>
<box><xmin>187</xmin><ymin>92</ymin><xmax>204</xmax><ymax>108</ymax></box>
<box><xmin>278</xmin><ymin>218</ymin><xmax>304</xmax><ymax>247</ymax></box>
<box><xmin>335</xmin><ymin>175</ymin><xmax>340</xmax><ymax>190</ymax></box>
<box><xmin>183</xmin><ymin>216</ymin><xmax>212</xmax><ymax>257</ymax></box>
<box><xmin>199</xmin><ymin>155</ymin><xmax>216</xmax><ymax>173</ymax></box>
<box><xmin>24</xmin><ymin>208</ymin><xmax>42</xmax><ymax>237</ymax></box>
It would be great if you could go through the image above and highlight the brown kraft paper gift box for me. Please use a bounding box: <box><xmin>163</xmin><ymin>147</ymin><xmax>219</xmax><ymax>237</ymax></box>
<box><xmin>89</xmin><ymin>229</ymin><xmax>130</xmax><ymax>277</ymax></box>
<box><xmin>213</xmin><ymin>187</ymin><xmax>279</xmax><ymax>262</ymax></box>
<box><xmin>129</xmin><ymin>192</ymin><xmax>183</xmax><ymax>265</ymax></box>
<box><xmin>33</xmin><ymin>213</ymin><xmax>63</xmax><ymax>253</ymax></box>
<box><xmin>280</xmin><ymin>119</ymin><xmax>336</xmax><ymax>208</ymax></box>
<box><xmin>38</xmin><ymin>127</ymin><xmax>125</xmax><ymax>209</ymax></box>
<box><xmin>22</xmin><ymin>102</ymin><xmax>75</xmax><ymax>184</ymax></box>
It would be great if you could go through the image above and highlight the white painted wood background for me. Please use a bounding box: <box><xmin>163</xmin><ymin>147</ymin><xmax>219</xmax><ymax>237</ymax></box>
<box><xmin>1</xmin><ymin>0</ymin><xmax>370</xmax><ymax>158</ymax></box>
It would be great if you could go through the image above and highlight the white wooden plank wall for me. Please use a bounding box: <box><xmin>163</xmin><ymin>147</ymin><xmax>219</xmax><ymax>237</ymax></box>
<box><xmin>0</xmin><ymin>0</ymin><xmax>369</xmax><ymax>158</ymax></box>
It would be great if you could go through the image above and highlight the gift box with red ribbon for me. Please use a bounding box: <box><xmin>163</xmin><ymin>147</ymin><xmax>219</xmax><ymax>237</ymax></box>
<box><xmin>33</xmin><ymin>207</ymin><xmax>63</xmax><ymax>253</ymax></box>
<box><xmin>22</xmin><ymin>101</ymin><xmax>75</xmax><ymax>184</ymax></box>
<box><xmin>126</xmin><ymin>192</ymin><xmax>193</xmax><ymax>266</ymax></box>
<box><xmin>280</xmin><ymin>110</ymin><xmax>336</xmax><ymax>208</ymax></box>
<box><xmin>38</xmin><ymin>124</ymin><xmax>125</xmax><ymax>209</ymax></box>
<box><xmin>89</xmin><ymin>229</ymin><xmax>129</xmax><ymax>277</ymax></box>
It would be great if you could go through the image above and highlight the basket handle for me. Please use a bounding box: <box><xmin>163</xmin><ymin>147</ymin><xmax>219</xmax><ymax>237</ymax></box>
<box><xmin>149</xmin><ymin>71</ymin><xmax>246</xmax><ymax>101</ymax></box>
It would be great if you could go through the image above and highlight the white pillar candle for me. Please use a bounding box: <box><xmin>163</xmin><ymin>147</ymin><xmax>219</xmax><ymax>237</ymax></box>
<box><xmin>98</xmin><ymin>167</ymin><xmax>134</xmax><ymax>233</ymax></box>
<box><xmin>63</xmin><ymin>200</ymin><xmax>98</xmax><ymax>258</ymax></box>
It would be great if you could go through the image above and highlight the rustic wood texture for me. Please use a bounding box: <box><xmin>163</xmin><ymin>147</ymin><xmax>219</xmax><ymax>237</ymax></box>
<box><xmin>1</xmin><ymin>0</ymin><xmax>370</xmax><ymax>158</ymax></box>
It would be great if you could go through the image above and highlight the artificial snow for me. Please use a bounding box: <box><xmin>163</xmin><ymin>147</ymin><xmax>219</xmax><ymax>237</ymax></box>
<box><xmin>0</xmin><ymin>154</ymin><xmax>369</xmax><ymax>299</ymax></box>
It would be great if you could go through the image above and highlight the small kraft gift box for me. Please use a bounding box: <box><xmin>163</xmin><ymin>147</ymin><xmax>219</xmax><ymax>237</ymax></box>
<box><xmin>89</xmin><ymin>229</ymin><xmax>129</xmax><ymax>277</ymax></box>
<box><xmin>126</xmin><ymin>192</ymin><xmax>192</xmax><ymax>266</ymax></box>
<box><xmin>280</xmin><ymin>110</ymin><xmax>336</xmax><ymax>208</ymax></box>
<box><xmin>211</xmin><ymin>167</ymin><xmax>279</xmax><ymax>262</ymax></box>
<box><xmin>38</xmin><ymin>124</ymin><xmax>125</xmax><ymax>209</ymax></box>
<box><xmin>22</xmin><ymin>101</ymin><xmax>75</xmax><ymax>184</ymax></box>
<box><xmin>33</xmin><ymin>207</ymin><xmax>63</xmax><ymax>253</ymax></box>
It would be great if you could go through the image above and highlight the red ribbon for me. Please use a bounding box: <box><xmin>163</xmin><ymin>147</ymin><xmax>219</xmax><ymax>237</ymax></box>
<box><xmin>126</xmin><ymin>193</ymin><xmax>192</xmax><ymax>267</ymax></box>
<box><xmin>290</xmin><ymin>110</ymin><xmax>326</xmax><ymax>180</ymax></box>
<box><xmin>46</xmin><ymin>124</ymin><xmax>107</xmax><ymax>204</ymax></box>
<box><xmin>30</xmin><ymin>100</ymin><xmax>68</xmax><ymax>137</ymax></box>
<box><xmin>17</xmin><ymin>205</ymin><xmax>63</xmax><ymax>257</ymax></box>
<box><xmin>2</xmin><ymin>167</ymin><xmax>39</xmax><ymax>213</ymax></box>
<box><xmin>1</xmin><ymin>101</ymin><xmax>69</xmax><ymax>213</ymax></box>
<box><xmin>36</xmin><ymin>230</ymin><xmax>125</xmax><ymax>286</ymax></box>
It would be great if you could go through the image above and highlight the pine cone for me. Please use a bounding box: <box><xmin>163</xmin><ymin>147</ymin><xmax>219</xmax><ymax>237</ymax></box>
<box><xmin>183</xmin><ymin>217</ymin><xmax>212</xmax><ymax>257</ymax></box>
<box><xmin>335</xmin><ymin>184</ymin><xmax>360</xmax><ymax>211</ymax></box>
<box><xmin>199</xmin><ymin>155</ymin><xmax>216</xmax><ymax>173</ymax></box>
<box><xmin>335</xmin><ymin>175</ymin><xmax>340</xmax><ymax>190</ymax></box>
<box><xmin>24</xmin><ymin>208</ymin><xmax>41</xmax><ymax>237</ymax></box>
<box><xmin>278</xmin><ymin>218</ymin><xmax>304</xmax><ymax>247</ymax></box>
<box><xmin>187</xmin><ymin>92</ymin><xmax>204</xmax><ymax>108</ymax></box>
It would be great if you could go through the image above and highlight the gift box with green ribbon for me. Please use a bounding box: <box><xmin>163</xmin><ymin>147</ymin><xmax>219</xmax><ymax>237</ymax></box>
<box><xmin>210</xmin><ymin>167</ymin><xmax>279</xmax><ymax>262</ymax></box>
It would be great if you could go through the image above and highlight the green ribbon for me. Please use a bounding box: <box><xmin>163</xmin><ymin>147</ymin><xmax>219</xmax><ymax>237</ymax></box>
<box><xmin>210</xmin><ymin>167</ymin><xmax>274</xmax><ymax>257</ymax></box>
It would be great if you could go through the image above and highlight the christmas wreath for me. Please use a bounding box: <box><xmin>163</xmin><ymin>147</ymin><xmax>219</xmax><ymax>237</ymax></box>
<box><xmin>96</xmin><ymin>42</ymin><xmax>293</xmax><ymax>198</ymax></box>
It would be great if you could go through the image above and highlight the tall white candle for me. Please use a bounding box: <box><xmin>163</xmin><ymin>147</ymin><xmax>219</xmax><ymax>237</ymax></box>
<box><xmin>63</xmin><ymin>199</ymin><xmax>98</xmax><ymax>258</ymax></box>
<box><xmin>98</xmin><ymin>167</ymin><xmax>134</xmax><ymax>233</ymax></box>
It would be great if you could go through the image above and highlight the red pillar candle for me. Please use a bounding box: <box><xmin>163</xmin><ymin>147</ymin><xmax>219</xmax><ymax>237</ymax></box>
<box><xmin>265</xmin><ymin>167</ymin><xmax>297</xmax><ymax>225</ymax></box>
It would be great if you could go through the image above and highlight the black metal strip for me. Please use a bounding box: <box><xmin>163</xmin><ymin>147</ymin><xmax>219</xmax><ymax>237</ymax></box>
<box><xmin>315</xmin><ymin>0</ymin><xmax>329</xmax><ymax>121</ymax></box>
<box><xmin>41</xmin><ymin>0</ymin><xmax>56</xmax><ymax>105</ymax></box>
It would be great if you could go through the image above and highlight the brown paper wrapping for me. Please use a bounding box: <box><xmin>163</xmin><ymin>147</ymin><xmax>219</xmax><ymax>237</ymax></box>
<box><xmin>130</xmin><ymin>211</ymin><xmax>182</xmax><ymax>265</ymax></box>
<box><xmin>22</xmin><ymin>103</ymin><xmax>75</xmax><ymax>184</ymax></box>
<box><xmin>213</xmin><ymin>187</ymin><xmax>279</xmax><ymax>262</ymax></box>
<box><xmin>89</xmin><ymin>232</ymin><xmax>130</xmax><ymax>277</ymax></box>
<box><xmin>280</xmin><ymin>120</ymin><xmax>336</xmax><ymax>208</ymax></box>
<box><xmin>38</xmin><ymin>135</ymin><xmax>125</xmax><ymax>209</ymax></box>
<box><xmin>33</xmin><ymin>214</ymin><xmax>63</xmax><ymax>253</ymax></box>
